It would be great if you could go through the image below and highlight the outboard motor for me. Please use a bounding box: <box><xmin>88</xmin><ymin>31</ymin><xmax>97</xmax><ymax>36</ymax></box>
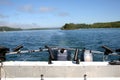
<box><xmin>58</xmin><ymin>48</ymin><xmax>68</xmax><ymax>61</ymax></box>
<box><xmin>0</xmin><ymin>46</ymin><xmax>9</xmax><ymax>61</ymax></box>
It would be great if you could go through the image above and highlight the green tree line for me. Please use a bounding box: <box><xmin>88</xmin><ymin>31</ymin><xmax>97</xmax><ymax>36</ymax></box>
<box><xmin>61</xmin><ymin>21</ymin><xmax>120</xmax><ymax>30</ymax></box>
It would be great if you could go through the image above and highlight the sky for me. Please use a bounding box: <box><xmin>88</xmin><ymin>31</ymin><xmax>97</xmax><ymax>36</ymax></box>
<box><xmin>0</xmin><ymin>0</ymin><xmax>120</xmax><ymax>29</ymax></box>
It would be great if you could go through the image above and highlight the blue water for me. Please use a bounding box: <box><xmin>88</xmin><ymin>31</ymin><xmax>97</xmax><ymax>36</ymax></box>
<box><xmin>0</xmin><ymin>28</ymin><xmax>120</xmax><ymax>61</ymax></box>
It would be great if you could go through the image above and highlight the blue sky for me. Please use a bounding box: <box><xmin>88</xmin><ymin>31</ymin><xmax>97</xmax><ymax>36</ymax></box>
<box><xmin>0</xmin><ymin>0</ymin><xmax>120</xmax><ymax>28</ymax></box>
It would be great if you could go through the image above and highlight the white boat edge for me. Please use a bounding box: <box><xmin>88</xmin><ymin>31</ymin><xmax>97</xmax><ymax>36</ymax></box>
<box><xmin>1</xmin><ymin>77</ymin><xmax>120</xmax><ymax>80</ymax></box>
<box><xmin>1</xmin><ymin>61</ymin><xmax>110</xmax><ymax>66</ymax></box>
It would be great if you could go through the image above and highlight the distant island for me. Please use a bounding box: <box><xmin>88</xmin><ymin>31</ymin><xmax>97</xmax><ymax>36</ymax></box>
<box><xmin>61</xmin><ymin>21</ymin><xmax>120</xmax><ymax>30</ymax></box>
<box><xmin>1</xmin><ymin>21</ymin><xmax>120</xmax><ymax>31</ymax></box>
<box><xmin>0</xmin><ymin>26</ymin><xmax>59</xmax><ymax>31</ymax></box>
<box><xmin>27</xmin><ymin>27</ymin><xmax>60</xmax><ymax>30</ymax></box>
<box><xmin>0</xmin><ymin>26</ymin><xmax>22</xmax><ymax>31</ymax></box>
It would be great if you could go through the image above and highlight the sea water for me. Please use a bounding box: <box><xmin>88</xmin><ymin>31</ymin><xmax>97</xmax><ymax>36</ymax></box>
<box><xmin>0</xmin><ymin>28</ymin><xmax>120</xmax><ymax>61</ymax></box>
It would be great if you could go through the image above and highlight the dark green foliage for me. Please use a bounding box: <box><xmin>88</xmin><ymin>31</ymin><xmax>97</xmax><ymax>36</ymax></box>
<box><xmin>61</xmin><ymin>21</ymin><xmax>120</xmax><ymax>30</ymax></box>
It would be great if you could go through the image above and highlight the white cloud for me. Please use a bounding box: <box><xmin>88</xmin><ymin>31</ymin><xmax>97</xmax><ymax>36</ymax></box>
<box><xmin>19</xmin><ymin>5</ymin><xmax>57</xmax><ymax>14</ymax></box>
<box><xmin>18</xmin><ymin>23</ymin><xmax>41</xmax><ymax>29</ymax></box>
<box><xmin>58</xmin><ymin>12</ymin><xmax>69</xmax><ymax>17</ymax></box>
<box><xmin>39</xmin><ymin>7</ymin><xmax>55</xmax><ymax>12</ymax></box>
<box><xmin>0</xmin><ymin>14</ymin><xmax>9</xmax><ymax>18</ymax></box>
<box><xmin>0</xmin><ymin>21</ymin><xmax>17</xmax><ymax>27</ymax></box>
<box><xmin>20</xmin><ymin>4</ymin><xmax>34</xmax><ymax>13</ymax></box>
<box><xmin>0</xmin><ymin>0</ymin><xmax>13</xmax><ymax>5</ymax></box>
<box><xmin>0</xmin><ymin>21</ymin><xmax>41</xmax><ymax>29</ymax></box>
<box><xmin>0</xmin><ymin>21</ymin><xmax>8</xmax><ymax>25</ymax></box>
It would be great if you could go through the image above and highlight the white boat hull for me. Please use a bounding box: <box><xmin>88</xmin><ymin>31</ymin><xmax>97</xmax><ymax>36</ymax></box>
<box><xmin>0</xmin><ymin>61</ymin><xmax>120</xmax><ymax>80</ymax></box>
<box><xmin>2</xmin><ymin>78</ymin><xmax>120</xmax><ymax>80</ymax></box>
